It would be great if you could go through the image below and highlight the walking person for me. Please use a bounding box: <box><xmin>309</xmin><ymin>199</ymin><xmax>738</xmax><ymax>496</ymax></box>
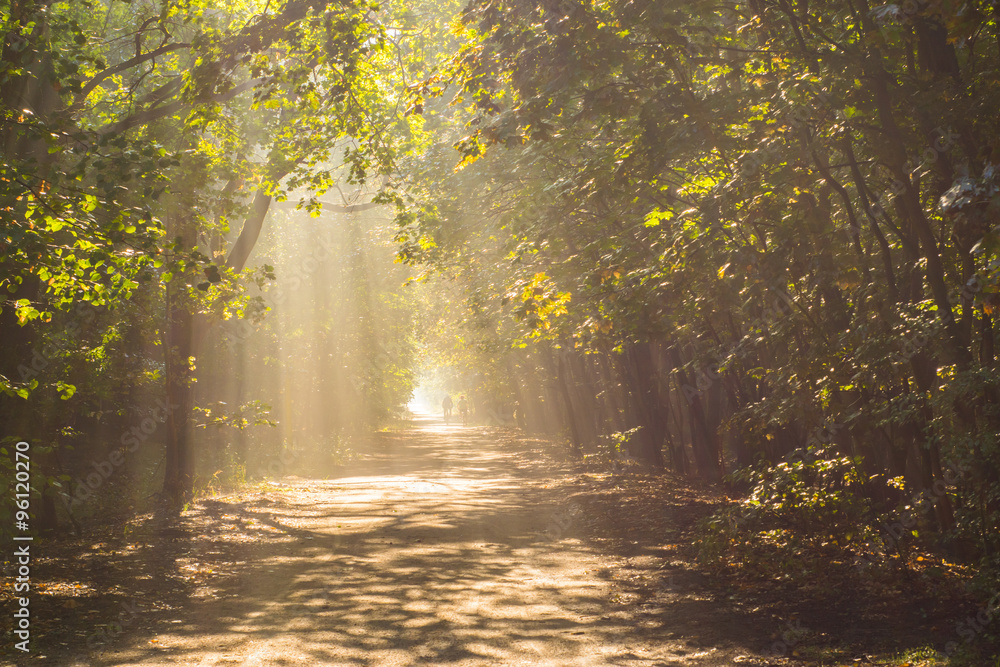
<box><xmin>442</xmin><ymin>394</ymin><xmax>453</xmax><ymax>423</ymax></box>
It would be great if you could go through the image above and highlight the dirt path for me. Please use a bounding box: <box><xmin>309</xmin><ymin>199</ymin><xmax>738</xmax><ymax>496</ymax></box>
<box><xmin>75</xmin><ymin>415</ymin><xmax>769</xmax><ymax>667</ymax></box>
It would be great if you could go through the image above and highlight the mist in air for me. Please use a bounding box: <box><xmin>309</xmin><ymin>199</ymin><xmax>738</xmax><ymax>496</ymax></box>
<box><xmin>4</xmin><ymin>0</ymin><xmax>1000</xmax><ymax>663</ymax></box>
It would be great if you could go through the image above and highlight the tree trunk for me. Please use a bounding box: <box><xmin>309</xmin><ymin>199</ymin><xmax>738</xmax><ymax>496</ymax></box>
<box><xmin>548</xmin><ymin>349</ymin><xmax>583</xmax><ymax>454</ymax></box>
<box><xmin>626</xmin><ymin>343</ymin><xmax>666</xmax><ymax>468</ymax></box>
<box><xmin>668</xmin><ymin>345</ymin><xmax>723</xmax><ymax>481</ymax></box>
<box><xmin>162</xmin><ymin>282</ymin><xmax>195</xmax><ymax>505</ymax></box>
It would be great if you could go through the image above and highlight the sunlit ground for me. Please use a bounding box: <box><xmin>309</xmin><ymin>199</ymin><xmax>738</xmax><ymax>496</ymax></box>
<box><xmin>85</xmin><ymin>413</ymin><xmax>744</xmax><ymax>666</ymax></box>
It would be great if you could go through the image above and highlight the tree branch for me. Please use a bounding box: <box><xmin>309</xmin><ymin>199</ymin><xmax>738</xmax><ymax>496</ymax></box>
<box><xmin>272</xmin><ymin>199</ymin><xmax>382</xmax><ymax>213</ymax></box>
<box><xmin>227</xmin><ymin>195</ymin><xmax>381</xmax><ymax>272</ymax></box>
<box><xmin>97</xmin><ymin>77</ymin><xmax>262</xmax><ymax>136</ymax></box>
<box><xmin>70</xmin><ymin>43</ymin><xmax>191</xmax><ymax>115</ymax></box>
<box><xmin>225</xmin><ymin>188</ymin><xmax>275</xmax><ymax>273</ymax></box>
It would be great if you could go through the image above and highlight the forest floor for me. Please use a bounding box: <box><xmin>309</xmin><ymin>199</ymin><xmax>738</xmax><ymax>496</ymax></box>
<box><xmin>4</xmin><ymin>414</ymin><xmax>973</xmax><ymax>666</ymax></box>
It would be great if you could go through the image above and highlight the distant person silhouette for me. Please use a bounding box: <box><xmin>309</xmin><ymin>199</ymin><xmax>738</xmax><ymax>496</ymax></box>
<box><xmin>457</xmin><ymin>395</ymin><xmax>469</xmax><ymax>426</ymax></box>
<box><xmin>442</xmin><ymin>395</ymin><xmax>453</xmax><ymax>423</ymax></box>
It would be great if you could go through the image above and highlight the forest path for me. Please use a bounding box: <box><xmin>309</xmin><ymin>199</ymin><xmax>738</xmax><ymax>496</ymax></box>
<box><xmin>88</xmin><ymin>414</ymin><xmax>766</xmax><ymax>667</ymax></box>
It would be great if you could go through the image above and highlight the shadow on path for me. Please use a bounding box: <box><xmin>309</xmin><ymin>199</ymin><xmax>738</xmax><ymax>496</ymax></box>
<box><xmin>80</xmin><ymin>414</ymin><xmax>766</xmax><ymax>666</ymax></box>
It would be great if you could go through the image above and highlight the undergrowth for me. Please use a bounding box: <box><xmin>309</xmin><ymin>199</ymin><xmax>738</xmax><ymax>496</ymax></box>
<box><xmin>695</xmin><ymin>445</ymin><xmax>1000</xmax><ymax>664</ymax></box>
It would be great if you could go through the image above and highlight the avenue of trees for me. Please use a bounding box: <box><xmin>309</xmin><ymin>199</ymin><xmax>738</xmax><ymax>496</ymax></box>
<box><xmin>4</xmin><ymin>0</ymin><xmax>1000</xmax><ymax>628</ymax></box>
<box><xmin>0</xmin><ymin>0</ymin><xmax>426</xmax><ymax>523</ymax></box>
<box><xmin>397</xmin><ymin>0</ymin><xmax>1000</xmax><ymax>584</ymax></box>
